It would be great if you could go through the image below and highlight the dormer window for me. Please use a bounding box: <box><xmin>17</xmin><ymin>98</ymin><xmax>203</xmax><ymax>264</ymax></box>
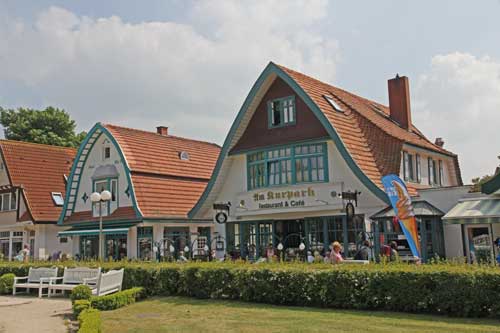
<box><xmin>51</xmin><ymin>192</ymin><xmax>64</xmax><ymax>206</ymax></box>
<box><xmin>268</xmin><ymin>96</ymin><xmax>295</xmax><ymax>128</ymax></box>
<box><xmin>179</xmin><ymin>151</ymin><xmax>190</xmax><ymax>161</ymax></box>
<box><xmin>324</xmin><ymin>95</ymin><xmax>344</xmax><ymax>112</ymax></box>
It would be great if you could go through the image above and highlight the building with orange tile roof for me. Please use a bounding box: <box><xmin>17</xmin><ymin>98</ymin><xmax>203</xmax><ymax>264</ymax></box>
<box><xmin>0</xmin><ymin>140</ymin><xmax>76</xmax><ymax>260</ymax></box>
<box><xmin>58</xmin><ymin>123</ymin><xmax>220</xmax><ymax>260</ymax></box>
<box><xmin>190</xmin><ymin>62</ymin><xmax>462</xmax><ymax>261</ymax></box>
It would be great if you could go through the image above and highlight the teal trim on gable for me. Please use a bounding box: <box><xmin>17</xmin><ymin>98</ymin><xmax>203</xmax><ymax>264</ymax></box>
<box><xmin>58</xmin><ymin>123</ymin><xmax>142</xmax><ymax>225</ymax></box>
<box><xmin>189</xmin><ymin>62</ymin><xmax>389</xmax><ymax>219</ymax></box>
<box><xmin>71</xmin><ymin>131</ymin><xmax>103</xmax><ymax>215</ymax></box>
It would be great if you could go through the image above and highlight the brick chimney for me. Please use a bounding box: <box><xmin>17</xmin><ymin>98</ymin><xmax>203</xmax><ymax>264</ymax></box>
<box><xmin>388</xmin><ymin>74</ymin><xmax>412</xmax><ymax>130</ymax></box>
<box><xmin>156</xmin><ymin>126</ymin><xmax>169</xmax><ymax>136</ymax></box>
<box><xmin>435</xmin><ymin>137</ymin><xmax>445</xmax><ymax>147</ymax></box>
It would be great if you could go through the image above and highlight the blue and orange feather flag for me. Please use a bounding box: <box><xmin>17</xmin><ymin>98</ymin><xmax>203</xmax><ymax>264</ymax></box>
<box><xmin>381</xmin><ymin>174</ymin><xmax>421</xmax><ymax>258</ymax></box>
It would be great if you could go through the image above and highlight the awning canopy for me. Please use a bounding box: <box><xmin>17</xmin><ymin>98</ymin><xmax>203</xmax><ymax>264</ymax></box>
<box><xmin>443</xmin><ymin>198</ymin><xmax>500</xmax><ymax>224</ymax></box>
<box><xmin>371</xmin><ymin>200</ymin><xmax>444</xmax><ymax>220</ymax></box>
<box><xmin>58</xmin><ymin>227</ymin><xmax>130</xmax><ymax>237</ymax></box>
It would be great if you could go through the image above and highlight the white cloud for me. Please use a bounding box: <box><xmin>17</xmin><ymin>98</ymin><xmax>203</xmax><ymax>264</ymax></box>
<box><xmin>0</xmin><ymin>2</ymin><xmax>339</xmax><ymax>144</ymax></box>
<box><xmin>413</xmin><ymin>52</ymin><xmax>500</xmax><ymax>183</ymax></box>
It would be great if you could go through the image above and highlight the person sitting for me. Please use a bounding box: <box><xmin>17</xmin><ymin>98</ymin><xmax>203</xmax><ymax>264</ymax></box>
<box><xmin>329</xmin><ymin>241</ymin><xmax>344</xmax><ymax>264</ymax></box>
<box><xmin>178</xmin><ymin>251</ymin><xmax>188</xmax><ymax>262</ymax></box>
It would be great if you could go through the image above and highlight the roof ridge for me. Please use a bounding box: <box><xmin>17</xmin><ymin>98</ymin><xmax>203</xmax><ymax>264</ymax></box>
<box><xmin>0</xmin><ymin>139</ymin><xmax>77</xmax><ymax>152</ymax></box>
<box><xmin>103</xmin><ymin>123</ymin><xmax>220</xmax><ymax>148</ymax></box>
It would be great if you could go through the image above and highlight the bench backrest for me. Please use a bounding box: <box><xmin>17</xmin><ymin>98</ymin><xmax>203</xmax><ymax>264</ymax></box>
<box><xmin>27</xmin><ymin>267</ymin><xmax>58</xmax><ymax>283</ymax></box>
<box><xmin>62</xmin><ymin>267</ymin><xmax>101</xmax><ymax>284</ymax></box>
<box><xmin>96</xmin><ymin>269</ymin><xmax>124</xmax><ymax>295</ymax></box>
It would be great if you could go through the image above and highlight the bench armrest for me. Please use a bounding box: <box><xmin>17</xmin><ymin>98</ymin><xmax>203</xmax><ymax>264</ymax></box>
<box><xmin>13</xmin><ymin>276</ymin><xmax>28</xmax><ymax>282</ymax></box>
<box><xmin>49</xmin><ymin>276</ymin><xmax>63</xmax><ymax>285</ymax></box>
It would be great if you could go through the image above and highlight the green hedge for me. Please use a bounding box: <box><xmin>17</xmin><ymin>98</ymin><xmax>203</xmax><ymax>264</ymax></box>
<box><xmin>0</xmin><ymin>273</ymin><xmax>15</xmax><ymax>294</ymax></box>
<box><xmin>90</xmin><ymin>287</ymin><xmax>144</xmax><ymax>311</ymax></box>
<box><xmin>78</xmin><ymin>308</ymin><xmax>101</xmax><ymax>333</ymax></box>
<box><xmin>73</xmin><ymin>300</ymin><xmax>91</xmax><ymax>317</ymax></box>
<box><xmin>71</xmin><ymin>285</ymin><xmax>92</xmax><ymax>303</ymax></box>
<box><xmin>2</xmin><ymin>261</ymin><xmax>500</xmax><ymax>318</ymax></box>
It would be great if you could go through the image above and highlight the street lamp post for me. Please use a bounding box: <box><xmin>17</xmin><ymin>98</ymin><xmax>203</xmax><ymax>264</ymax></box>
<box><xmin>90</xmin><ymin>190</ymin><xmax>112</xmax><ymax>261</ymax></box>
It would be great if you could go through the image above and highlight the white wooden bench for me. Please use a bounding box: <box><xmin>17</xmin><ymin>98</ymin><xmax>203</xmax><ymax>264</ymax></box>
<box><xmin>342</xmin><ymin>259</ymin><xmax>370</xmax><ymax>264</ymax></box>
<box><xmin>84</xmin><ymin>269</ymin><xmax>124</xmax><ymax>296</ymax></box>
<box><xmin>13</xmin><ymin>267</ymin><xmax>58</xmax><ymax>298</ymax></box>
<box><xmin>48</xmin><ymin>267</ymin><xmax>101</xmax><ymax>297</ymax></box>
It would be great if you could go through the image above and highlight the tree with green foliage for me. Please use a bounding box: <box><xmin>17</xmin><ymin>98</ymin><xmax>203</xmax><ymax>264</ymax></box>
<box><xmin>0</xmin><ymin>106</ymin><xmax>86</xmax><ymax>148</ymax></box>
<box><xmin>471</xmin><ymin>175</ymin><xmax>493</xmax><ymax>192</ymax></box>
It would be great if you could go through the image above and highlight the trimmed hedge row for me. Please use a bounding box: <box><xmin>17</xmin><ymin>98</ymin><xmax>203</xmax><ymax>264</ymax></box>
<box><xmin>90</xmin><ymin>287</ymin><xmax>144</xmax><ymax>311</ymax></box>
<box><xmin>78</xmin><ymin>308</ymin><xmax>101</xmax><ymax>333</ymax></box>
<box><xmin>2</xmin><ymin>261</ymin><xmax>500</xmax><ymax>318</ymax></box>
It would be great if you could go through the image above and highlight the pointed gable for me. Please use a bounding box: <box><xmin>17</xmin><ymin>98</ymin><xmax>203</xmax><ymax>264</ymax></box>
<box><xmin>230</xmin><ymin>77</ymin><xmax>328</xmax><ymax>153</ymax></box>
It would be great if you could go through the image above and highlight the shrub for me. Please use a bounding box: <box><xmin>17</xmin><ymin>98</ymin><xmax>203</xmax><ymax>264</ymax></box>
<box><xmin>90</xmin><ymin>287</ymin><xmax>144</xmax><ymax>311</ymax></box>
<box><xmin>2</xmin><ymin>261</ymin><xmax>500</xmax><ymax>318</ymax></box>
<box><xmin>0</xmin><ymin>273</ymin><xmax>15</xmax><ymax>294</ymax></box>
<box><xmin>78</xmin><ymin>308</ymin><xmax>101</xmax><ymax>333</ymax></box>
<box><xmin>73</xmin><ymin>300</ymin><xmax>91</xmax><ymax>317</ymax></box>
<box><xmin>71</xmin><ymin>285</ymin><xmax>92</xmax><ymax>303</ymax></box>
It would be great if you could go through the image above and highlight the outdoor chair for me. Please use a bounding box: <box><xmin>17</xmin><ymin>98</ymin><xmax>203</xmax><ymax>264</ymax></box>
<box><xmin>84</xmin><ymin>268</ymin><xmax>124</xmax><ymax>296</ymax></box>
<box><xmin>48</xmin><ymin>267</ymin><xmax>101</xmax><ymax>297</ymax></box>
<box><xmin>13</xmin><ymin>267</ymin><xmax>58</xmax><ymax>298</ymax></box>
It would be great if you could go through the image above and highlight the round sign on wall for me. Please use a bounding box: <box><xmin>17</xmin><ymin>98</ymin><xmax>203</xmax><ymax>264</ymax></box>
<box><xmin>215</xmin><ymin>212</ymin><xmax>228</xmax><ymax>224</ymax></box>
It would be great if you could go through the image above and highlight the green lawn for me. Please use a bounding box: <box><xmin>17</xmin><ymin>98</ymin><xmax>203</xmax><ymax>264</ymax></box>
<box><xmin>101</xmin><ymin>297</ymin><xmax>500</xmax><ymax>333</ymax></box>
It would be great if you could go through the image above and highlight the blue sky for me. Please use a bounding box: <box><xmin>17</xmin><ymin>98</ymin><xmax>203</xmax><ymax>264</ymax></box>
<box><xmin>1</xmin><ymin>0</ymin><xmax>499</xmax><ymax>182</ymax></box>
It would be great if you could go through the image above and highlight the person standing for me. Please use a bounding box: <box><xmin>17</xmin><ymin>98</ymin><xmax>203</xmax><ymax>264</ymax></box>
<box><xmin>354</xmin><ymin>240</ymin><xmax>372</xmax><ymax>261</ymax></box>
<box><xmin>21</xmin><ymin>245</ymin><xmax>30</xmax><ymax>263</ymax></box>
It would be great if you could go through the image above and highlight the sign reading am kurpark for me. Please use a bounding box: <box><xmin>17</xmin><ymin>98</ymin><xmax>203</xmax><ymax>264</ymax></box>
<box><xmin>236</xmin><ymin>182</ymin><xmax>343</xmax><ymax>215</ymax></box>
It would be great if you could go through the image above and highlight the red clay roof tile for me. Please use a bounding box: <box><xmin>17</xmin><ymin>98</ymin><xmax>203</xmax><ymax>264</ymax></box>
<box><xmin>277</xmin><ymin>64</ymin><xmax>462</xmax><ymax>190</ymax></box>
<box><xmin>0</xmin><ymin>140</ymin><xmax>76</xmax><ymax>222</ymax></box>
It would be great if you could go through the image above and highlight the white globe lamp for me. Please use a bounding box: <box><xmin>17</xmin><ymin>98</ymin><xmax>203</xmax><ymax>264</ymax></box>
<box><xmin>90</xmin><ymin>192</ymin><xmax>101</xmax><ymax>203</ymax></box>
<box><xmin>100</xmin><ymin>190</ymin><xmax>112</xmax><ymax>202</ymax></box>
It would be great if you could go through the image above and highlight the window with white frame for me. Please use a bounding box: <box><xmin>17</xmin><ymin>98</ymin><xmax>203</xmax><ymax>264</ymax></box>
<box><xmin>403</xmin><ymin>151</ymin><xmax>415</xmax><ymax>182</ymax></box>
<box><xmin>438</xmin><ymin>160</ymin><xmax>444</xmax><ymax>186</ymax></box>
<box><xmin>92</xmin><ymin>178</ymin><xmax>118</xmax><ymax>217</ymax></box>
<box><xmin>268</xmin><ymin>96</ymin><xmax>295</xmax><ymax>128</ymax></box>
<box><xmin>323</xmin><ymin>95</ymin><xmax>344</xmax><ymax>112</ymax></box>
<box><xmin>428</xmin><ymin>158</ymin><xmax>437</xmax><ymax>185</ymax></box>
<box><xmin>103</xmin><ymin>146</ymin><xmax>111</xmax><ymax>160</ymax></box>
<box><xmin>51</xmin><ymin>192</ymin><xmax>64</xmax><ymax>206</ymax></box>
<box><xmin>0</xmin><ymin>192</ymin><xmax>16</xmax><ymax>212</ymax></box>
<box><xmin>416</xmin><ymin>154</ymin><xmax>422</xmax><ymax>183</ymax></box>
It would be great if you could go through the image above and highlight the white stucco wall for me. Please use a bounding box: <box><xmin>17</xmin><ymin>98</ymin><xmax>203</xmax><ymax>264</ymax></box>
<box><xmin>73</xmin><ymin>133</ymin><xmax>133</xmax><ymax>215</ymax></box>
<box><xmin>399</xmin><ymin>144</ymin><xmax>457</xmax><ymax>188</ymax></box>
<box><xmin>34</xmin><ymin>224</ymin><xmax>73</xmax><ymax>259</ymax></box>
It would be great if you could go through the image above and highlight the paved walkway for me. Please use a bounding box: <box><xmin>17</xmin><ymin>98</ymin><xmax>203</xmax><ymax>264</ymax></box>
<box><xmin>0</xmin><ymin>296</ymin><xmax>72</xmax><ymax>333</ymax></box>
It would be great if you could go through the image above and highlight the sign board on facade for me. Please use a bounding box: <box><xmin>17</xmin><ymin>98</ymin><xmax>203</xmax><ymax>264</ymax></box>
<box><xmin>235</xmin><ymin>182</ymin><xmax>344</xmax><ymax>216</ymax></box>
